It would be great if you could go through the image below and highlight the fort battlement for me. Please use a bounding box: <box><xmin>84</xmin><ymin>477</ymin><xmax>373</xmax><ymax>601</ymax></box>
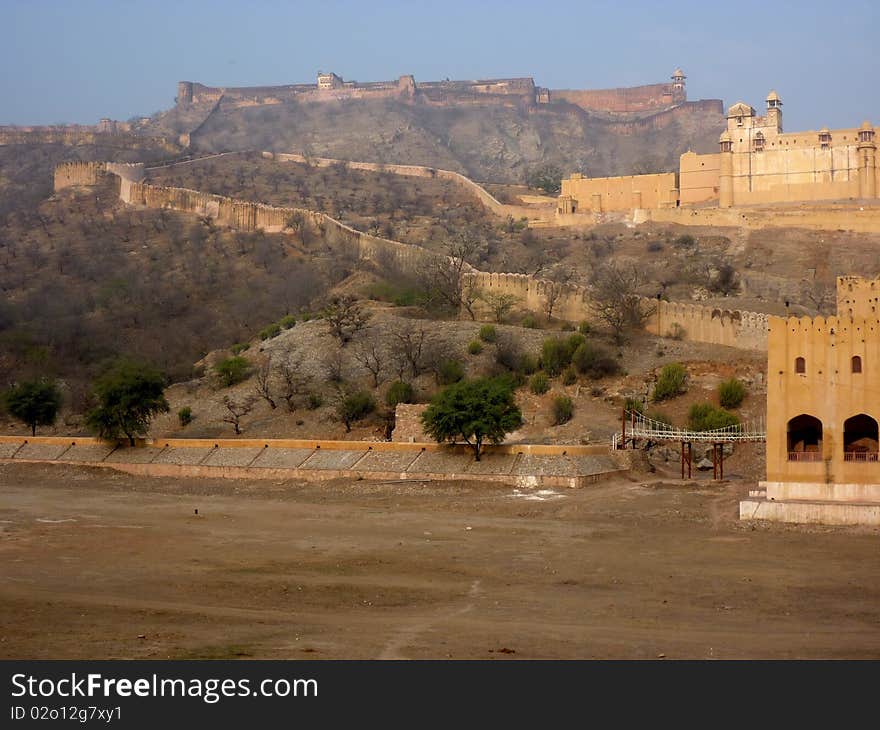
<box><xmin>176</xmin><ymin>69</ymin><xmax>696</xmax><ymax>118</ymax></box>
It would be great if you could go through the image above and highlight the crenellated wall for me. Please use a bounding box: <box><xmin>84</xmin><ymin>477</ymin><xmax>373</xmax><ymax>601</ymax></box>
<box><xmin>58</xmin><ymin>160</ymin><xmax>773</xmax><ymax>352</ymax></box>
<box><xmin>464</xmin><ymin>270</ymin><xmax>769</xmax><ymax>350</ymax></box>
<box><xmin>645</xmin><ymin>300</ymin><xmax>768</xmax><ymax>351</ymax></box>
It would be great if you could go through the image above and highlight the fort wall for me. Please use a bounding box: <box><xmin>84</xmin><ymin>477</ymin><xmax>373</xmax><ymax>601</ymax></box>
<box><xmin>550</xmin><ymin>82</ymin><xmax>684</xmax><ymax>114</ymax></box>
<box><xmin>560</xmin><ymin>171</ymin><xmax>679</xmax><ymax>212</ymax></box>
<box><xmin>264</xmin><ymin>151</ymin><xmax>550</xmax><ymax>222</ymax></box>
<box><xmin>0</xmin><ymin>127</ymin><xmax>180</xmax><ymax>154</ymax></box>
<box><xmin>636</xmin><ymin>203</ymin><xmax>880</xmax><ymax>234</ymax></box>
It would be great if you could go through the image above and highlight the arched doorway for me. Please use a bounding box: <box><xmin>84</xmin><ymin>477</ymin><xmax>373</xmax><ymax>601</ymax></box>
<box><xmin>787</xmin><ymin>415</ymin><xmax>823</xmax><ymax>461</ymax></box>
<box><xmin>844</xmin><ymin>414</ymin><xmax>879</xmax><ymax>462</ymax></box>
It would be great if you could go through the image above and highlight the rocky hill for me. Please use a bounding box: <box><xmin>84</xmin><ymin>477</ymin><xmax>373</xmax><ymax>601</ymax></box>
<box><xmin>148</xmin><ymin>97</ymin><xmax>724</xmax><ymax>183</ymax></box>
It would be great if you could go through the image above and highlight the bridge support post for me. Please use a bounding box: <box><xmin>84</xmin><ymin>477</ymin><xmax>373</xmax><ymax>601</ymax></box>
<box><xmin>680</xmin><ymin>441</ymin><xmax>692</xmax><ymax>480</ymax></box>
<box><xmin>711</xmin><ymin>443</ymin><xmax>724</xmax><ymax>480</ymax></box>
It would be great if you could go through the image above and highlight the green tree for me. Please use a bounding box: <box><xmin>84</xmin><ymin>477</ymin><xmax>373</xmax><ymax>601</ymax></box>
<box><xmin>214</xmin><ymin>356</ymin><xmax>251</xmax><ymax>387</ymax></box>
<box><xmin>86</xmin><ymin>360</ymin><xmax>169</xmax><ymax>446</ymax></box>
<box><xmin>3</xmin><ymin>379</ymin><xmax>62</xmax><ymax>436</ymax></box>
<box><xmin>421</xmin><ymin>376</ymin><xmax>522</xmax><ymax>461</ymax></box>
<box><xmin>337</xmin><ymin>390</ymin><xmax>376</xmax><ymax>432</ymax></box>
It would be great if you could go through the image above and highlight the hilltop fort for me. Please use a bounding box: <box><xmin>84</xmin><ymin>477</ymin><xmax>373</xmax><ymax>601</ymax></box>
<box><xmin>175</xmin><ymin>68</ymin><xmax>696</xmax><ymax>116</ymax></box>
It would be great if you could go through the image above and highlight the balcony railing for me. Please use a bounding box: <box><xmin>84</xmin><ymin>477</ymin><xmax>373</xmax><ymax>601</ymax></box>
<box><xmin>844</xmin><ymin>452</ymin><xmax>880</xmax><ymax>462</ymax></box>
<box><xmin>788</xmin><ymin>451</ymin><xmax>822</xmax><ymax>462</ymax></box>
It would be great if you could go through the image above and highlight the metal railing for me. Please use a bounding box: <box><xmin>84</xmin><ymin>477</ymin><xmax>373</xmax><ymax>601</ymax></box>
<box><xmin>844</xmin><ymin>451</ymin><xmax>880</xmax><ymax>462</ymax></box>
<box><xmin>788</xmin><ymin>451</ymin><xmax>823</xmax><ymax>462</ymax></box>
<box><xmin>613</xmin><ymin>409</ymin><xmax>766</xmax><ymax>448</ymax></box>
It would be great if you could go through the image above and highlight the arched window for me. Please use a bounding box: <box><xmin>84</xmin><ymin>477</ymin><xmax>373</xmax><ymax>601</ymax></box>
<box><xmin>852</xmin><ymin>355</ymin><xmax>863</xmax><ymax>373</ymax></box>
<box><xmin>844</xmin><ymin>414</ymin><xmax>879</xmax><ymax>461</ymax></box>
<box><xmin>795</xmin><ymin>357</ymin><xmax>806</xmax><ymax>374</ymax></box>
<box><xmin>787</xmin><ymin>415</ymin><xmax>823</xmax><ymax>461</ymax></box>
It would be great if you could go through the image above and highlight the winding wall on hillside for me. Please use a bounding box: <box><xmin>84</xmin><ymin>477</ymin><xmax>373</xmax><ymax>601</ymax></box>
<box><xmin>54</xmin><ymin>161</ymin><xmax>771</xmax><ymax>351</ymax></box>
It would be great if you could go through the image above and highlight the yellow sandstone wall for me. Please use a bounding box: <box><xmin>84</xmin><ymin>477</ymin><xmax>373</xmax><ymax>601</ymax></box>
<box><xmin>679</xmin><ymin>151</ymin><xmax>720</xmax><ymax>205</ymax></box>
<box><xmin>560</xmin><ymin>172</ymin><xmax>679</xmax><ymax>212</ymax></box>
<box><xmin>765</xmin><ymin>313</ymin><xmax>880</xmax><ymax>490</ymax></box>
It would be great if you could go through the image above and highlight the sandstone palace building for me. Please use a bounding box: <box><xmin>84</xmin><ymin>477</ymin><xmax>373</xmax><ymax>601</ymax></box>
<box><xmin>560</xmin><ymin>89</ymin><xmax>878</xmax><ymax>214</ymax></box>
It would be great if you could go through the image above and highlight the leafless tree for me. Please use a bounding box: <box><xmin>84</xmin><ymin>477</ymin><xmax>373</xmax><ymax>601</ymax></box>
<box><xmin>254</xmin><ymin>356</ymin><xmax>276</xmax><ymax>409</ymax></box>
<box><xmin>222</xmin><ymin>395</ymin><xmax>256</xmax><ymax>435</ymax></box>
<box><xmin>352</xmin><ymin>338</ymin><xmax>388</xmax><ymax>388</ymax></box>
<box><xmin>590</xmin><ymin>262</ymin><xmax>654</xmax><ymax>345</ymax></box>
<box><xmin>323</xmin><ymin>349</ymin><xmax>346</xmax><ymax>384</ymax></box>
<box><xmin>417</xmin><ymin>233</ymin><xmax>483</xmax><ymax>318</ymax></box>
<box><xmin>275</xmin><ymin>348</ymin><xmax>311</xmax><ymax>413</ymax></box>
<box><xmin>389</xmin><ymin>322</ymin><xmax>429</xmax><ymax>378</ymax></box>
<box><xmin>322</xmin><ymin>295</ymin><xmax>371</xmax><ymax>346</ymax></box>
<box><xmin>543</xmin><ymin>268</ymin><xmax>574</xmax><ymax>321</ymax></box>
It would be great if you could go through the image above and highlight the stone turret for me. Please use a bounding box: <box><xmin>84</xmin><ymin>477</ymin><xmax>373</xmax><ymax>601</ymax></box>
<box><xmin>718</xmin><ymin>130</ymin><xmax>734</xmax><ymax>208</ymax></box>
<box><xmin>765</xmin><ymin>89</ymin><xmax>783</xmax><ymax>132</ymax></box>
<box><xmin>858</xmin><ymin>121</ymin><xmax>877</xmax><ymax>199</ymax></box>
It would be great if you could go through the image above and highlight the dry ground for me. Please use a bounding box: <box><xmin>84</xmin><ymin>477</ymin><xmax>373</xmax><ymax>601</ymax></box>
<box><xmin>1</xmin><ymin>462</ymin><xmax>879</xmax><ymax>660</ymax></box>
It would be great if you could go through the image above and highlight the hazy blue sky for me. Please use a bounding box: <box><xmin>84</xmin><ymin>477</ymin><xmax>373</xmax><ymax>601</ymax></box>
<box><xmin>2</xmin><ymin>0</ymin><xmax>877</xmax><ymax>130</ymax></box>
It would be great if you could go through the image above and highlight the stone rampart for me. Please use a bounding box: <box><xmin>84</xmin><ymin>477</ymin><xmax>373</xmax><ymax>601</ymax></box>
<box><xmin>265</xmin><ymin>151</ymin><xmax>551</xmax><ymax>222</ymax></box>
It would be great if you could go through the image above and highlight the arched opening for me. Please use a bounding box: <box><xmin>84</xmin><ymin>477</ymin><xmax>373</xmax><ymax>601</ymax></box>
<box><xmin>787</xmin><ymin>415</ymin><xmax>823</xmax><ymax>461</ymax></box>
<box><xmin>852</xmin><ymin>355</ymin><xmax>862</xmax><ymax>373</ymax></box>
<box><xmin>795</xmin><ymin>356</ymin><xmax>806</xmax><ymax>374</ymax></box>
<box><xmin>844</xmin><ymin>414</ymin><xmax>879</xmax><ymax>462</ymax></box>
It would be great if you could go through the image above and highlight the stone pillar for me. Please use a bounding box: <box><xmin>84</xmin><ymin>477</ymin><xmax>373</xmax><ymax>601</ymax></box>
<box><xmin>858</xmin><ymin>138</ymin><xmax>877</xmax><ymax>199</ymax></box>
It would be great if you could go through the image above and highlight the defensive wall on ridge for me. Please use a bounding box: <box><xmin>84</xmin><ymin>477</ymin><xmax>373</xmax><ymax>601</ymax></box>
<box><xmin>464</xmin><ymin>271</ymin><xmax>769</xmax><ymax>351</ymax></box>
<box><xmin>0</xmin><ymin>127</ymin><xmax>181</xmax><ymax>154</ymax></box>
<box><xmin>263</xmin><ymin>151</ymin><xmax>550</xmax><ymax>222</ymax></box>
<box><xmin>55</xmin><ymin>161</ymin><xmax>772</xmax><ymax>352</ymax></box>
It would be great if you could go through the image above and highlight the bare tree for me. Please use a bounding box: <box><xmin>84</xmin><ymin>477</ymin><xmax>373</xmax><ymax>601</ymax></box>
<box><xmin>389</xmin><ymin>322</ymin><xmax>429</xmax><ymax>378</ymax></box>
<box><xmin>417</xmin><ymin>233</ymin><xmax>483</xmax><ymax>318</ymax></box>
<box><xmin>222</xmin><ymin>395</ymin><xmax>256</xmax><ymax>435</ymax></box>
<box><xmin>322</xmin><ymin>295</ymin><xmax>371</xmax><ymax>346</ymax></box>
<box><xmin>323</xmin><ymin>349</ymin><xmax>346</xmax><ymax>384</ymax></box>
<box><xmin>276</xmin><ymin>348</ymin><xmax>311</xmax><ymax>413</ymax></box>
<box><xmin>543</xmin><ymin>268</ymin><xmax>574</xmax><ymax>321</ymax></box>
<box><xmin>352</xmin><ymin>338</ymin><xmax>388</xmax><ymax>388</ymax></box>
<box><xmin>590</xmin><ymin>262</ymin><xmax>654</xmax><ymax>345</ymax></box>
<box><xmin>254</xmin><ymin>356</ymin><xmax>276</xmax><ymax>409</ymax></box>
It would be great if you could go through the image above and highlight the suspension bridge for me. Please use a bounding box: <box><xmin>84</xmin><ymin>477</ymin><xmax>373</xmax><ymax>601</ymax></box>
<box><xmin>612</xmin><ymin>409</ymin><xmax>766</xmax><ymax>479</ymax></box>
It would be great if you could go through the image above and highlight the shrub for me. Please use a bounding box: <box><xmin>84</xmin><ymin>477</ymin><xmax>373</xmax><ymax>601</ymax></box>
<box><xmin>624</xmin><ymin>397</ymin><xmax>644</xmax><ymax>414</ymax></box>
<box><xmin>518</xmin><ymin>353</ymin><xmax>539</xmax><ymax>375</ymax></box>
<box><xmin>467</xmin><ymin>340</ymin><xmax>483</xmax><ymax>355</ymax></box>
<box><xmin>259</xmin><ymin>323</ymin><xmax>282</xmax><ymax>340</ymax></box>
<box><xmin>438</xmin><ymin>359</ymin><xmax>465</xmax><ymax>385</ymax></box>
<box><xmin>279</xmin><ymin>314</ymin><xmax>297</xmax><ymax>329</ymax></box>
<box><xmin>561</xmin><ymin>322</ymin><xmax>575</xmax><ymax>332</ymax></box>
<box><xmin>646</xmin><ymin>240</ymin><xmax>664</xmax><ymax>253</ymax></box>
<box><xmin>688</xmin><ymin>403</ymin><xmax>739</xmax><ymax>431</ymax></box>
<box><xmin>562</xmin><ymin>367</ymin><xmax>578</xmax><ymax>386</ymax></box>
<box><xmin>551</xmin><ymin>395</ymin><xmax>574</xmax><ymax>425</ymax></box>
<box><xmin>541</xmin><ymin>337</ymin><xmax>574</xmax><ymax>376</ymax></box>
<box><xmin>386</xmin><ymin>380</ymin><xmax>414</xmax><ymax>408</ymax></box>
<box><xmin>521</xmin><ymin>314</ymin><xmax>539</xmax><ymax>329</ymax></box>
<box><xmin>674</xmin><ymin>234</ymin><xmax>696</xmax><ymax>248</ymax></box>
<box><xmin>718</xmin><ymin>378</ymin><xmax>746</xmax><ymax>409</ymax></box>
<box><xmin>667</xmin><ymin>322</ymin><xmax>685</xmax><ymax>341</ymax></box>
<box><xmin>479</xmin><ymin>324</ymin><xmax>497</xmax><ymax>343</ymax></box>
<box><xmin>337</xmin><ymin>391</ymin><xmax>376</xmax><ymax>431</ymax></box>
<box><xmin>231</xmin><ymin>342</ymin><xmax>250</xmax><ymax>355</ymax></box>
<box><xmin>300</xmin><ymin>312</ymin><xmax>312</xmax><ymax>322</ymax></box>
<box><xmin>530</xmin><ymin>372</ymin><xmax>550</xmax><ymax>395</ymax></box>
<box><xmin>214</xmin><ymin>356</ymin><xmax>251</xmax><ymax>387</ymax></box>
<box><xmin>578</xmin><ymin>321</ymin><xmax>592</xmax><ymax>336</ymax></box>
<box><xmin>178</xmin><ymin>406</ymin><xmax>193</xmax><ymax>427</ymax></box>
<box><xmin>572</xmin><ymin>342</ymin><xmax>620</xmax><ymax>379</ymax></box>
<box><xmin>652</xmin><ymin>363</ymin><xmax>688</xmax><ymax>401</ymax></box>
<box><xmin>307</xmin><ymin>392</ymin><xmax>323</xmax><ymax>410</ymax></box>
